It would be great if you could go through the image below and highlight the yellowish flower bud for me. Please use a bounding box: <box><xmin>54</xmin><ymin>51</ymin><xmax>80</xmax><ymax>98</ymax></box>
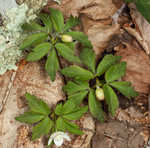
<box><xmin>61</xmin><ymin>34</ymin><xmax>73</xmax><ymax>42</ymax></box>
<box><xmin>95</xmin><ymin>87</ymin><xmax>104</xmax><ymax>101</ymax></box>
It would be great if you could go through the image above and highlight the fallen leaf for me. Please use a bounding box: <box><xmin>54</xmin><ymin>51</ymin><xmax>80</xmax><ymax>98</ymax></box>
<box><xmin>116</xmin><ymin>43</ymin><xmax>150</xmax><ymax>94</ymax></box>
<box><xmin>0</xmin><ymin>61</ymin><xmax>65</xmax><ymax>148</ymax></box>
<box><xmin>92</xmin><ymin>120</ymin><xmax>146</xmax><ymax>148</ymax></box>
<box><xmin>80</xmin><ymin>0</ymin><xmax>118</xmax><ymax>20</ymax></box>
<box><xmin>81</xmin><ymin>16</ymin><xmax>120</xmax><ymax>57</ymax></box>
<box><xmin>45</xmin><ymin>0</ymin><xmax>120</xmax><ymax>19</ymax></box>
<box><xmin>128</xmin><ymin>3</ymin><xmax>150</xmax><ymax>55</ymax></box>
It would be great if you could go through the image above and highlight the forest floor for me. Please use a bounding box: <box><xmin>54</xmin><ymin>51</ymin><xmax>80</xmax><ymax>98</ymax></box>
<box><xmin>1</xmin><ymin>0</ymin><xmax>150</xmax><ymax>148</ymax></box>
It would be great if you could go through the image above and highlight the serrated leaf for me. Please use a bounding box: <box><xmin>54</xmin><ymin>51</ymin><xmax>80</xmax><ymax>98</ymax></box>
<box><xmin>110</xmin><ymin>81</ymin><xmax>138</xmax><ymax>99</ymax></box>
<box><xmin>80</xmin><ymin>48</ymin><xmax>96</xmax><ymax>73</ymax></box>
<box><xmin>26</xmin><ymin>42</ymin><xmax>51</xmax><ymax>61</ymax></box>
<box><xmin>20</xmin><ymin>32</ymin><xmax>48</xmax><ymax>50</ymax></box>
<box><xmin>25</xmin><ymin>93</ymin><xmax>50</xmax><ymax>115</ymax></box>
<box><xmin>135</xmin><ymin>0</ymin><xmax>150</xmax><ymax>23</ymax></box>
<box><xmin>55</xmin><ymin>103</ymin><xmax>63</xmax><ymax>115</ymax></box>
<box><xmin>96</xmin><ymin>54</ymin><xmax>121</xmax><ymax>76</ymax></box>
<box><xmin>15</xmin><ymin>111</ymin><xmax>45</xmax><ymax>124</ymax></box>
<box><xmin>74</xmin><ymin>80</ymin><xmax>90</xmax><ymax>88</ymax></box>
<box><xmin>56</xmin><ymin>117</ymin><xmax>66</xmax><ymax>131</ymax></box>
<box><xmin>62</xmin><ymin>100</ymin><xmax>76</xmax><ymax>115</ymax></box>
<box><xmin>88</xmin><ymin>89</ymin><xmax>105</xmax><ymax>122</ymax></box>
<box><xmin>32</xmin><ymin>117</ymin><xmax>53</xmax><ymax>140</ymax></box>
<box><xmin>45</xmin><ymin>49</ymin><xmax>59</xmax><ymax>81</ymax></box>
<box><xmin>49</xmin><ymin>8</ymin><xmax>64</xmax><ymax>32</ymax></box>
<box><xmin>64</xmin><ymin>42</ymin><xmax>76</xmax><ymax>50</ymax></box>
<box><xmin>64</xmin><ymin>16</ymin><xmax>80</xmax><ymax>31</ymax></box>
<box><xmin>61</xmin><ymin>65</ymin><xmax>94</xmax><ymax>81</ymax></box>
<box><xmin>56</xmin><ymin>117</ymin><xmax>83</xmax><ymax>135</ymax></box>
<box><xmin>63</xmin><ymin>119</ymin><xmax>83</xmax><ymax>135</ymax></box>
<box><xmin>68</xmin><ymin>90</ymin><xmax>89</xmax><ymax>106</ymax></box>
<box><xmin>66</xmin><ymin>31</ymin><xmax>92</xmax><ymax>48</ymax></box>
<box><xmin>55</xmin><ymin>43</ymin><xmax>81</xmax><ymax>63</ymax></box>
<box><xmin>39</xmin><ymin>13</ymin><xmax>52</xmax><ymax>33</ymax></box>
<box><xmin>63</xmin><ymin>106</ymin><xmax>88</xmax><ymax>120</ymax></box>
<box><xmin>22</xmin><ymin>21</ymin><xmax>46</xmax><ymax>32</ymax></box>
<box><xmin>105</xmin><ymin>62</ymin><xmax>127</xmax><ymax>83</ymax></box>
<box><xmin>103</xmin><ymin>84</ymin><xmax>119</xmax><ymax>116</ymax></box>
<box><xmin>63</xmin><ymin>81</ymin><xmax>89</xmax><ymax>95</ymax></box>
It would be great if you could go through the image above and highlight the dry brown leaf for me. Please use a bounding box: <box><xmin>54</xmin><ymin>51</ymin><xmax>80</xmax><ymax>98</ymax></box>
<box><xmin>0</xmin><ymin>61</ymin><xmax>65</xmax><ymax>148</ymax></box>
<box><xmin>80</xmin><ymin>0</ymin><xmax>118</xmax><ymax>20</ymax></box>
<box><xmin>116</xmin><ymin>43</ymin><xmax>150</xmax><ymax>94</ymax></box>
<box><xmin>46</xmin><ymin>0</ymin><xmax>119</xmax><ymax>19</ymax></box>
<box><xmin>82</xmin><ymin>16</ymin><xmax>120</xmax><ymax>57</ymax></box>
<box><xmin>128</xmin><ymin>3</ymin><xmax>150</xmax><ymax>55</ymax></box>
<box><xmin>45</xmin><ymin>0</ymin><xmax>95</xmax><ymax>17</ymax></box>
<box><xmin>92</xmin><ymin>120</ymin><xmax>146</xmax><ymax>148</ymax></box>
<box><xmin>0</xmin><ymin>62</ymin><xmax>95</xmax><ymax>148</ymax></box>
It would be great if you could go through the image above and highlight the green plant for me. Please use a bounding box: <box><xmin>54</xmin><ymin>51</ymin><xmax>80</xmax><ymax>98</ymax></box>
<box><xmin>16</xmin><ymin>8</ymin><xmax>138</xmax><ymax>147</ymax></box>
<box><xmin>19</xmin><ymin>8</ymin><xmax>92</xmax><ymax>81</ymax></box>
<box><xmin>61</xmin><ymin>51</ymin><xmax>138</xmax><ymax>122</ymax></box>
<box><xmin>125</xmin><ymin>0</ymin><xmax>150</xmax><ymax>23</ymax></box>
<box><xmin>15</xmin><ymin>93</ymin><xmax>88</xmax><ymax>146</ymax></box>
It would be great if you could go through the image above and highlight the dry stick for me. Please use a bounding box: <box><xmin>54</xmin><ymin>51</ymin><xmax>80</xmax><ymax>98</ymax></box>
<box><xmin>148</xmin><ymin>94</ymin><xmax>150</xmax><ymax>117</ymax></box>
<box><xmin>0</xmin><ymin>71</ymin><xmax>17</xmax><ymax>113</ymax></box>
<box><xmin>112</xmin><ymin>3</ymin><xmax>126</xmax><ymax>24</ymax></box>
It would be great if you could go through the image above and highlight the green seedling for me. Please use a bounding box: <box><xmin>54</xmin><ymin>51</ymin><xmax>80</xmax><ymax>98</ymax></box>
<box><xmin>20</xmin><ymin>8</ymin><xmax>92</xmax><ymax>81</ymax></box>
<box><xmin>62</xmin><ymin>51</ymin><xmax>138</xmax><ymax>122</ymax></box>
<box><xmin>15</xmin><ymin>93</ymin><xmax>88</xmax><ymax>146</ymax></box>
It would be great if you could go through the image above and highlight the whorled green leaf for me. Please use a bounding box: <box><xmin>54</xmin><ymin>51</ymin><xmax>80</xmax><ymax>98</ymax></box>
<box><xmin>32</xmin><ymin>117</ymin><xmax>53</xmax><ymax>140</ymax></box>
<box><xmin>74</xmin><ymin>80</ymin><xmax>90</xmax><ymax>88</ymax></box>
<box><xmin>61</xmin><ymin>100</ymin><xmax>76</xmax><ymax>115</ymax></box>
<box><xmin>64</xmin><ymin>118</ymin><xmax>83</xmax><ymax>135</ymax></box>
<box><xmin>88</xmin><ymin>89</ymin><xmax>105</xmax><ymax>122</ymax></box>
<box><xmin>26</xmin><ymin>42</ymin><xmax>51</xmax><ymax>61</ymax></box>
<box><xmin>25</xmin><ymin>93</ymin><xmax>50</xmax><ymax>115</ymax></box>
<box><xmin>45</xmin><ymin>49</ymin><xmax>59</xmax><ymax>81</ymax></box>
<box><xmin>55</xmin><ymin>43</ymin><xmax>81</xmax><ymax>63</ymax></box>
<box><xmin>110</xmin><ymin>81</ymin><xmax>138</xmax><ymax>99</ymax></box>
<box><xmin>63</xmin><ymin>81</ymin><xmax>89</xmax><ymax>95</ymax></box>
<box><xmin>80</xmin><ymin>48</ymin><xmax>96</xmax><ymax>73</ymax></box>
<box><xmin>66</xmin><ymin>31</ymin><xmax>92</xmax><ymax>48</ymax></box>
<box><xmin>15</xmin><ymin>111</ymin><xmax>45</xmax><ymax>124</ymax></box>
<box><xmin>20</xmin><ymin>32</ymin><xmax>48</xmax><ymax>50</ymax></box>
<box><xmin>22</xmin><ymin>21</ymin><xmax>46</xmax><ymax>32</ymax></box>
<box><xmin>61</xmin><ymin>65</ymin><xmax>94</xmax><ymax>81</ymax></box>
<box><xmin>103</xmin><ymin>84</ymin><xmax>119</xmax><ymax>116</ymax></box>
<box><xmin>56</xmin><ymin>117</ymin><xmax>83</xmax><ymax>135</ymax></box>
<box><xmin>64</xmin><ymin>16</ymin><xmax>80</xmax><ymax>31</ymax></box>
<box><xmin>39</xmin><ymin>13</ymin><xmax>53</xmax><ymax>33</ymax></box>
<box><xmin>64</xmin><ymin>42</ymin><xmax>76</xmax><ymax>51</ymax></box>
<box><xmin>68</xmin><ymin>90</ymin><xmax>89</xmax><ymax>106</ymax></box>
<box><xmin>63</xmin><ymin>106</ymin><xmax>88</xmax><ymax>120</ymax></box>
<box><xmin>56</xmin><ymin>117</ymin><xmax>66</xmax><ymax>131</ymax></box>
<box><xmin>49</xmin><ymin>8</ymin><xmax>64</xmax><ymax>32</ymax></box>
<box><xmin>55</xmin><ymin>103</ymin><xmax>63</xmax><ymax>115</ymax></box>
<box><xmin>105</xmin><ymin>62</ymin><xmax>127</xmax><ymax>83</ymax></box>
<box><xmin>96</xmin><ymin>54</ymin><xmax>121</xmax><ymax>76</ymax></box>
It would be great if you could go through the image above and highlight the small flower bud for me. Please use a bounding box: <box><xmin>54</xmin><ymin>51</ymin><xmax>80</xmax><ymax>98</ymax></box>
<box><xmin>61</xmin><ymin>34</ymin><xmax>73</xmax><ymax>42</ymax></box>
<box><xmin>95</xmin><ymin>87</ymin><xmax>104</xmax><ymax>101</ymax></box>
